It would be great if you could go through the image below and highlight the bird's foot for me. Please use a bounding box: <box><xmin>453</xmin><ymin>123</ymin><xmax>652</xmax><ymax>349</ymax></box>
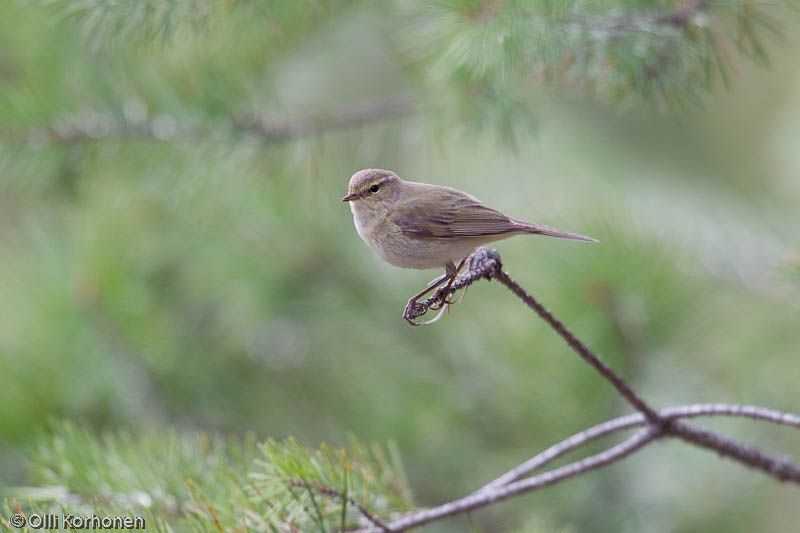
<box><xmin>403</xmin><ymin>298</ymin><xmax>426</xmax><ymax>326</ymax></box>
<box><xmin>404</xmin><ymin>284</ymin><xmax>461</xmax><ymax>325</ymax></box>
<box><xmin>403</xmin><ymin>256</ymin><xmax>470</xmax><ymax>326</ymax></box>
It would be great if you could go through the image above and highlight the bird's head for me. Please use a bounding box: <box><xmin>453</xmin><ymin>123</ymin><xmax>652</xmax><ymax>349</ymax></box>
<box><xmin>341</xmin><ymin>169</ymin><xmax>402</xmax><ymax>211</ymax></box>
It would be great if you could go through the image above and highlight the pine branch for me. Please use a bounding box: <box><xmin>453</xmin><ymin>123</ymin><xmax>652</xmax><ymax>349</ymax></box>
<box><xmin>15</xmin><ymin>425</ymin><xmax>412</xmax><ymax>532</ymax></box>
<box><xmin>2</xmin><ymin>1</ymin><xmax>793</xmax><ymax>155</ymax></box>
<box><xmin>43</xmin><ymin>0</ymin><xmax>352</xmax><ymax>47</ymax></box>
<box><xmin>403</xmin><ymin>0</ymin><xmax>796</xmax><ymax>118</ymax></box>
<box><xmin>0</xmin><ymin>94</ymin><xmax>415</xmax><ymax>147</ymax></box>
<box><xmin>233</xmin><ymin>94</ymin><xmax>415</xmax><ymax>142</ymax></box>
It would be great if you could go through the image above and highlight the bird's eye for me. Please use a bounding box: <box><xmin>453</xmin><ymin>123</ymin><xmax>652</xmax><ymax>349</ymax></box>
<box><xmin>370</xmin><ymin>184</ymin><xmax>380</xmax><ymax>193</ymax></box>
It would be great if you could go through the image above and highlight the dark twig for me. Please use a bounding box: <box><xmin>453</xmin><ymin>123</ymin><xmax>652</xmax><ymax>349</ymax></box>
<box><xmin>489</xmin><ymin>259</ymin><xmax>800</xmax><ymax>482</ymax></box>
<box><xmin>491</xmin><ymin>266</ymin><xmax>661</xmax><ymax>421</ymax></box>
<box><xmin>668</xmin><ymin>0</ymin><xmax>714</xmax><ymax>28</ymax></box>
<box><xmin>560</xmin><ymin>0</ymin><xmax>712</xmax><ymax>34</ymax></box>
<box><xmin>640</xmin><ymin>0</ymin><xmax>715</xmax><ymax>89</ymax></box>
<box><xmin>408</xmin><ymin>248</ymin><xmax>660</xmax><ymax>421</ymax></box>
<box><xmin>285</xmin><ymin>479</ymin><xmax>393</xmax><ymax>532</ymax></box>
<box><xmin>667</xmin><ymin>420</ymin><xmax>800</xmax><ymax>482</ymax></box>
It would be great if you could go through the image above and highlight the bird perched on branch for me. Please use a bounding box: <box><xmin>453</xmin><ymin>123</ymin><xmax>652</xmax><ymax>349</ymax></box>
<box><xmin>342</xmin><ymin>168</ymin><xmax>596</xmax><ymax>324</ymax></box>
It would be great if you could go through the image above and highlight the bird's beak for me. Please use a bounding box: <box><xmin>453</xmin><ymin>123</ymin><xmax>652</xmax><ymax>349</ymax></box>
<box><xmin>341</xmin><ymin>192</ymin><xmax>359</xmax><ymax>202</ymax></box>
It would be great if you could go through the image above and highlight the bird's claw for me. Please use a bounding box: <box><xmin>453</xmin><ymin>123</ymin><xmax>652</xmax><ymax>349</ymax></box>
<box><xmin>403</xmin><ymin>299</ymin><xmax>427</xmax><ymax>326</ymax></box>
<box><xmin>429</xmin><ymin>289</ymin><xmax>457</xmax><ymax>310</ymax></box>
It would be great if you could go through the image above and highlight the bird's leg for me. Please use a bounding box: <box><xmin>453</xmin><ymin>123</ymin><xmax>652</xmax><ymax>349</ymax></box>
<box><xmin>428</xmin><ymin>257</ymin><xmax>468</xmax><ymax>315</ymax></box>
<box><xmin>457</xmin><ymin>284</ymin><xmax>469</xmax><ymax>304</ymax></box>
<box><xmin>410</xmin><ymin>272</ymin><xmax>450</xmax><ymax>302</ymax></box>
<box><xmin>440</xmin><ymin>257</ymin><xmax>468</xmax><ymax>305</ymax></box>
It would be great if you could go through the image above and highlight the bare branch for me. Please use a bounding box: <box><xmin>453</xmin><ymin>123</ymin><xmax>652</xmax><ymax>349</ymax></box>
<box><xmin>479</xmin><ymin>403</ymin><xmax>800</xmax><ymax>492</ymax></box>
<box><xmin>372</xmin><ymin>247</ymin><xmax>800</xmax><ymax>532</ymax></box>
<box><xmin>661</xmin><ymin>403</ymin><xmax>800</xmax><ymax>428</ymax></box>
<box><xmin>478</xmin><ymin>413</ymin><xmax>644</xmax><ymax>492</ymax></box>
<box><xmin>353</xmin><ymin>426</ymin><xmax>662</xmax><ymax>533</ymax></box>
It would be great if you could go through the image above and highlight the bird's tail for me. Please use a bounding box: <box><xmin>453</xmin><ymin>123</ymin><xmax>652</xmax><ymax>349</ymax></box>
<box><xmin>513</xmin><ymin>219</ymin><xmax>598</xmax><ymax>243</ymax></box>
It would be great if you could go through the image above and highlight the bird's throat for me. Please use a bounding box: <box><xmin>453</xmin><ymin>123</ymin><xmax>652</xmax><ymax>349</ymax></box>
<box><xmin>350</xmin><ymin>200</ymin><xmax>374</xmax><ymax>244</ymax></box>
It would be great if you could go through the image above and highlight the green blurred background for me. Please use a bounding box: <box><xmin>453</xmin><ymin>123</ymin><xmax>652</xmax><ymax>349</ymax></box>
<box><xmin>1</xmin><ymin>1</ymin><xmax>799</xmax><ymax>531</ymax></box>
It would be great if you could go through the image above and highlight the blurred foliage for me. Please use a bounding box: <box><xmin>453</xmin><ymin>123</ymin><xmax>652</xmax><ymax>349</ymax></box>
<box><xmin>3</xmin><ymin>422</ymin><xmax>410</xmax><ymax>531</ymax></box>
<box><xmin>1</xmin><ymin>0</ymin><xmax>799</xmax><ymax>531</ymax></box>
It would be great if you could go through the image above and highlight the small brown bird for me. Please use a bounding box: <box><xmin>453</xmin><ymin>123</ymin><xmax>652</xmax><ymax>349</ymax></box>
<box><xmin>342</xmin><ymin>169</ymin><xmax>596</xmax><ymax>323</ymax></box>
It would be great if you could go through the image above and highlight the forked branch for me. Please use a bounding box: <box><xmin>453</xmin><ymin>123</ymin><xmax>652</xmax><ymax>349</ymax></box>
<box><xmin>348</xmin><ymin>247</ymin><xmax>800</xmax><ymax>532</ymax></box>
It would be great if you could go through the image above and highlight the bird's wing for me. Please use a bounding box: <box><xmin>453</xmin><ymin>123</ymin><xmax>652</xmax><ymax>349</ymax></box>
<box><xmin>390</xmin><ymin>186</ymin><xmax>519</xmax><ymax>239</ymax></box>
